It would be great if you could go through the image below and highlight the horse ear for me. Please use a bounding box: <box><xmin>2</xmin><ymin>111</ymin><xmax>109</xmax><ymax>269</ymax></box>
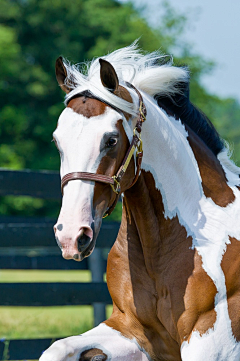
<box><xmin>55</xmin><ymin>57</ymin><xmax>71</xmax><ymax>94</ymax></box>
<box><xmin>99</xmin><ymin>58</ymin><xmax>119</xmax><ymax>92</ymax></box>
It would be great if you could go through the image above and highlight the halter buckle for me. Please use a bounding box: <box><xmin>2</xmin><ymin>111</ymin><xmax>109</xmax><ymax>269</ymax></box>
<box><xmin>110</xmin><ymin>176</ymin><xmax>121</xmax><ymax>194</ymax></box>
<box><xmin>133</xmin><ymin>128</ymin><xmax>143</xmax><ymax>155</ymax></box>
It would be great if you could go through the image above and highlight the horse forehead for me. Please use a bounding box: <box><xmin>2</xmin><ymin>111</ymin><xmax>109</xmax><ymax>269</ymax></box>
<box><xmin>67</xmin><ymin>96</ymin><xmax>107</xmax><ymax>118</ymax></box>
<box><xmin>57</xmin><ymin>105</ymin><xmax>122</xmax><ymax>140</ymax></box>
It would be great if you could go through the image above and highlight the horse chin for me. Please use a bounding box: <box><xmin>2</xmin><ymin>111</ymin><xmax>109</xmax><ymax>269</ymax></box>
<box><xmin>61</xmin><ymin>240</ymin><xmax>95</xmax><ymax>262</ymax></box>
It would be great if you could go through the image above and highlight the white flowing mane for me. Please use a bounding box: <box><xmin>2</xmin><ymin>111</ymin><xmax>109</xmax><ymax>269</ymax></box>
<box><xmin>62</xmin><ymin>42</ymin><xmax>240</xmax><ymax>177</ymax></box>
<box><xmin>63</xmin><ymin>41</ymin><xmax>189</xmax><ymax>115</ymax></box>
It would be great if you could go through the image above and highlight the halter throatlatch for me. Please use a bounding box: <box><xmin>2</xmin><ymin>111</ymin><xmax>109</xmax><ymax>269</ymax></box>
<box><xmin>61</xmin><ymin>82</ymin><xmax>146</xmax><ymax>217</ymax></box>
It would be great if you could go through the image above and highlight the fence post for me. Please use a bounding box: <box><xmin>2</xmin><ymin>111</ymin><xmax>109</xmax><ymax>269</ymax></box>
<box><xmin>88</xmin><ymin>248</ymin><xmax>106</xmax><ymax>326</ymax></box>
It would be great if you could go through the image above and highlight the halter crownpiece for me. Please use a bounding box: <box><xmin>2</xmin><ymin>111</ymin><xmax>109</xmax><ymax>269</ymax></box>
<box><xmin>61</xmin><ymin>83</ymin><xmax>146</xmax><ymax>217</ymax></box>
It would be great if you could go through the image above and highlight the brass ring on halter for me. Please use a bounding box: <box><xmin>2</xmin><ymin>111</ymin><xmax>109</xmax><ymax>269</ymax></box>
<box><xmin>133</xmin><ymin>127</ymin><xmax>140</xmax><ymax>137</ymax></box>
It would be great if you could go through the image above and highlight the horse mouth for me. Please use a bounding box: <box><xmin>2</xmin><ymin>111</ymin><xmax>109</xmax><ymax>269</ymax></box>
<box><xmin>79</xmin><ymin>240</ymin><xmax>96</xmax><ymax>260</ymax></box>
<box><xmin>77</xmin><ymin>233</ymin><xmax>92</xmax><ymax>252</ymax></box>
<box><xmin>72</xmin><ymin>231</ymin><xmax>97</xmax><ymax>261</ymax></box>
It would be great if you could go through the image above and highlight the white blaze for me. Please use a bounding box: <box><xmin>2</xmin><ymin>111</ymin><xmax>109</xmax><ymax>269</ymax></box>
<box><xmin>53</xmin><ymin>106</ymin><xmax>123</xmax><ymax>259</ymax></box>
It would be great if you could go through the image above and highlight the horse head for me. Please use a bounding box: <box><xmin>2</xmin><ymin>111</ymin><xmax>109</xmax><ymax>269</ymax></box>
<box><xmin>53</xmin><ymin>57</ymin><xmax>137</xmax><ymax>261</ymax></box>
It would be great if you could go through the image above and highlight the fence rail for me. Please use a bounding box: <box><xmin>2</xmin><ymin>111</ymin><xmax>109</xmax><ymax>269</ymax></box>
<box><xmin>0</xmin><ymin>282</ymin><xmax>111</xmax><ymax>306</ymax></box>
<box><xmin>0</xmin><ymin>216</ymin><xmax>118</xmax><ymax>248</ymax></box>
<box><xmin>0</xmin><ymin>169</ymin><xmax>61</xmax><ymax>199</ymax></box>
<box><xmin>0</xmin><ymin>169</ymin><xmax>119</xmax><ymax>360</ymax></box>
<box><xmin>0</xmin><ymin>339</ymin><xmax>60</xmax><ymax>361</ymax></box>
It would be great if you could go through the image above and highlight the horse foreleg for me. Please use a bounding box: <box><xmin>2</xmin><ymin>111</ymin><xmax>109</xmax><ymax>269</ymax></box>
<box><xmin>39</xmin><ymin>323</ymin><xmax>149</xmax><ymax>361</ymax></box>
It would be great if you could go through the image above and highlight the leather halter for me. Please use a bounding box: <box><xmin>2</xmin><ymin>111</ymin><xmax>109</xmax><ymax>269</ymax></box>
<box><xmin>61</xmin><ymin>83</ymin><xmax>146</xmax><ymax>217</ymax></box>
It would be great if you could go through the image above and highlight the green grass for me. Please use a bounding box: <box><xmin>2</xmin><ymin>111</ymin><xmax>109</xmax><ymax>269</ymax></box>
<box><xmin>0</xmin><ymin>269</ymin><xmax>91</xmax><ymax>283</ymax></box>
<box><xmin>0</xmin><ymin>270</ymin><xmax>112</xmax><ymax>340</ymax></box>
<box><xmin>0</xmin><ymin>305</ymin><xmax>93</xmax><ymax>339</ymax></box>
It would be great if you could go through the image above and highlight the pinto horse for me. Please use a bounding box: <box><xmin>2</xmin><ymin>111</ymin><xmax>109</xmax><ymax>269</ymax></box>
<box><xmin>40</xmin><ymin>43</ymin><xmax>240</xmax><ymax>361</ymax></box>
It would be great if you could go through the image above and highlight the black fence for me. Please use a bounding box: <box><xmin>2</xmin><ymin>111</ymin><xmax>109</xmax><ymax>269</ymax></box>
<box><xmin>0</xmin><ymin>169</ymin><xmax>119</xmax><ymax>360</ymax></box>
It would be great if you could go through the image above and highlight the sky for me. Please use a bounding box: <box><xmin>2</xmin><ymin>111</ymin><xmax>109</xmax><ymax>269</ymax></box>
<box><xmin>120</xmin><ymin>0</ymin><xmax>240</xmax><ymax>102</ymax></box>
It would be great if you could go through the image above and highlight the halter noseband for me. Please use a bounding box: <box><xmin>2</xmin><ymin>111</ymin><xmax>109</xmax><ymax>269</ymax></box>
<box><xmin>61</xmin><ymin>83</ymin><xmax>146</xmax><ymax>217</ymax></box>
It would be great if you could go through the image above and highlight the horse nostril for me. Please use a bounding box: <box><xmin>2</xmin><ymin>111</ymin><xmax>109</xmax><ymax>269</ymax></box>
<box><xmin>54</xmin><ymin>223</ymin><xmax>63</xmax><ymax>234</ymax></box>
<box><xmin>79</xmin><ymin>349</ymin><xmax>107</xmax><ymax>361</ymax></box>
<box><xmin>77</xmin><ymin>233</ymin><xmax>91</xmax><ymax>252</ymax></box>
<box><xmin>92</xmin><ymin>356</ymin><xmax>107</xmax><ymax>361</ymax></box>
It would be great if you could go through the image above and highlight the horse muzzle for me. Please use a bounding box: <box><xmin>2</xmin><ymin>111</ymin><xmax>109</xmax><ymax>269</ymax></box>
<box><xmin>54</xmin><ymin>225</ymin><xmax>94</xmax><ymax>261</ymax></box>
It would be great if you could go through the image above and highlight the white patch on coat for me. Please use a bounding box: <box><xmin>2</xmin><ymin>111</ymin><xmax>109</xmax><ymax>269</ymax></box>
<box><xmin>39</xmin><ymin>323</ymin><xmax>150</xmax><ymax>361</ymax></box>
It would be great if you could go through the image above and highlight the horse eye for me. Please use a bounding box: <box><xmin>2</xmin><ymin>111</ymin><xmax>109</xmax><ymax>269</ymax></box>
<box><xmin>106</xmin><ymin>137</ymin><xmax>117</xmax><ymax>148</ymax></box>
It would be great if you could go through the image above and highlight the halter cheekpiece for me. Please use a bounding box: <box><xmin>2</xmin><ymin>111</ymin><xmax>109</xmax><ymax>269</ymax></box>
<box><xmin>61</xmin><ymin>82</ymin><xmax>146</xmax><ymax>217</ymax></box>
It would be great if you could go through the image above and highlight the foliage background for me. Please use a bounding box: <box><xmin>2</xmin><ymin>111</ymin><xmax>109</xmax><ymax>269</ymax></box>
<box><xmin>0</xmin><ymin>0</ymin><xmax>240</xmax><ymax>218</ymax></box>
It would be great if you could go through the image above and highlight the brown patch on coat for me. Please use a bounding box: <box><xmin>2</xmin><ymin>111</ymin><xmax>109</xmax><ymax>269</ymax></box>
<box><xmin>67</xmin><ymin>96</ymin><xmax>107</xmax><ymax>118</ymax></box>
<box><xmin>187</xmin><ymin>127</ymin><xmax>235</xmax><ymax>207</ymax></box>
<box><xmin>177</xmin><ymin>250</ymin><xmax>217</xmax><ymax>341</ymax></box>
<box><xmin>67</xmin><ymin>85</ymin><xmax>133</xmax><ymax>120</ymax></box>
<box><xmin>132</xmin><ymin>172</ymin><xmax>217</xmax><ymax>343</ymax></box>
<box><xmin>221</xmin><ymin>237</ymin><xmax>240</xmax><ymax>341</ymax></box>
<box><xmin>79</xmin><ymin>348</ymin><xmax>107</xmax><ymax>361</ymax></box>
<box><xmin>104</xmin><ymin>171</ymin><xmax>218</xmax><ymax>360</ymax></box>
<box><xmin>105</xmin><ymin>172</ymin><xmax>184</xmax><ymax>360</ymax></box>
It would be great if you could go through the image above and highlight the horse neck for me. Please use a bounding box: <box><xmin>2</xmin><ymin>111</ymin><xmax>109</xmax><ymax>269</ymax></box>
<box><xmin>120</xmin><ymin>94</ymin><xmax>199</xmax><ymax>278</ymax></box>
<box><xmin>121</xmin><ymin>94</ymin><xmax>236</xmax><ymax>274</ymax></box>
